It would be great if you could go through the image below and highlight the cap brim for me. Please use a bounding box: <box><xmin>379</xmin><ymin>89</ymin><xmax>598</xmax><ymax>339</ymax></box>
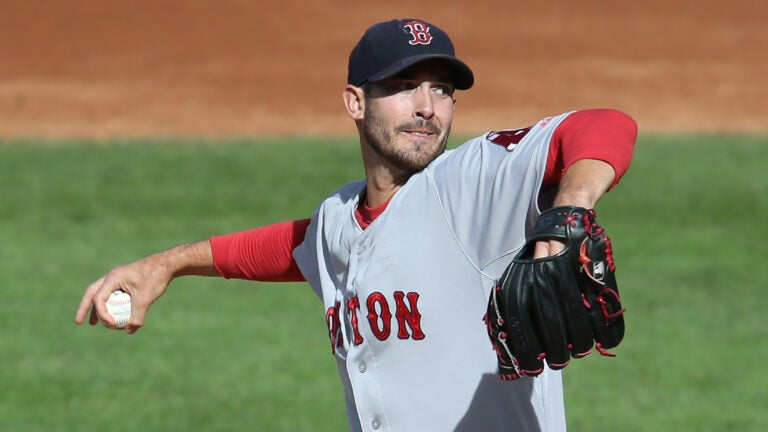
<box><xmin>366</xmin><ymin>54</ymin><xmax>474</xmax><ymax>90</ymax></box>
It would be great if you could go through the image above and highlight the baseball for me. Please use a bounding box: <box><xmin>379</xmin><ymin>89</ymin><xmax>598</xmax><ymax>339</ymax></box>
<box><xmin>105</xmin><ymin>290</ymin><xmax>131</xmax><ymax>329</ymax></box>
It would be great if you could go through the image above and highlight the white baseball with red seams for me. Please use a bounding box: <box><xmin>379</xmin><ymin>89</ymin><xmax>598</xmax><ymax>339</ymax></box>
<box><xmin>105</xmin><ymin>290</ymin><xmax>131</xmax><ymax>329</ymax></box>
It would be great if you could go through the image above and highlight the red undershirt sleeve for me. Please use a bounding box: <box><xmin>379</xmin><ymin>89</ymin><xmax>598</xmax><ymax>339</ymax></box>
<box><xmin>210</xmin><ymin>218</ymin><xmax>311</xmax><ymax>282</ymax></box>
<box><xmin>543</xmin><ymin>108</ymin><xmax>638</xmax><ymax>191</ymax></box>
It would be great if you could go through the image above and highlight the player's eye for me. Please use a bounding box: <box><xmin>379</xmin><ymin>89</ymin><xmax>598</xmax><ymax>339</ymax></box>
<box><xmin>433</xmin><ymin>86</ymin><xmax>453</xmax><ymax>97</ymax></box>
<box><xmin>374</xmin><ymin>80</ymin><xmax>416</xmax><ymax>95</ymax></box>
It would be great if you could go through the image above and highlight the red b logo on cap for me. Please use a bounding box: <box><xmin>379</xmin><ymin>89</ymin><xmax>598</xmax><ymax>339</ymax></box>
<box><xmin>404</xmin><ymin>20</ymin><xmax>433</xmax><ymax>45</ymax></box>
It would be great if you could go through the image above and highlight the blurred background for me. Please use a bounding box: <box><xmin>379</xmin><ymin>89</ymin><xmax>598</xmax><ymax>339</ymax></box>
<box><xmin>1</xmin><ymin>0</ymin><xmax>765</xmax><ymax>139</ymax></box>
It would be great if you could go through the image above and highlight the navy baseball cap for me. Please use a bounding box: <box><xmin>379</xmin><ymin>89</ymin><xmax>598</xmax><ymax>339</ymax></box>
<box><xmin>348</xmin><ymin>19</ymin><xmax>474</xmax><ymax>90</ymax></box>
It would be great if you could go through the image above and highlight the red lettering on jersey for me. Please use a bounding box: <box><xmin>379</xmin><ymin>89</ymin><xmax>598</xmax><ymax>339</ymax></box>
<box><xmin>325</xmin><ymin>292</ymin><xmax>426</xmax><ymax>350</ymax></box>
<box><xmin>487</xmin><ymin>127</ymin><xmax>532</xmax><ymax>149</ymax></box>
<box><xmin>325</xmin><ymin>301</ymin><xmax>343</xmax><ymax>353</ymax></box>
<box><xmin>394</xmin><ymin>291</ymin><xmax>425</xmax><ymax>340</ymax></box>
<box><xmin>347</xmin><ymin>296</ymin><xmax>364</xmax><ymax>345</ymax></box>
<box><xmin>404</xmin><ymin>20</ymin><xmax>433</xmax><ymax>45</ymax></box>
<box><xmin>367</xmin><ymin>292</ymin><xmax>392</xmax><ymax>340</ymax></box>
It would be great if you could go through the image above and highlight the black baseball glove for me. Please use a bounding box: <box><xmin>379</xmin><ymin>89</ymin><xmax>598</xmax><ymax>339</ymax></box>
<box><xmin>486</xmin><ymin>206</ymin><xmax>625</xmax><ymax>380</ymax></box>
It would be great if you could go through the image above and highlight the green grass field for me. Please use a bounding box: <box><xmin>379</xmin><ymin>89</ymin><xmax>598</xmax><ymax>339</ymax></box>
<box><xmin>1</xmin><ymin>133</ymin><xmax>766</xmax><ymax>431</ymax></box>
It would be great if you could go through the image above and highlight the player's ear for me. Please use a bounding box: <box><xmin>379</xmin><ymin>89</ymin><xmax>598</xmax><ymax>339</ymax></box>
<box><xmin>343</xmin><ymin>85</ymin><xmax>365</xmax><ymax>121</ymax></box>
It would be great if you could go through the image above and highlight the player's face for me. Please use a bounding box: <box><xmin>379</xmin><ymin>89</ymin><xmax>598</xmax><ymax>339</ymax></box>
<box><xmin>362</xmin><ymin>65</ymin><xmax>456</xmax><ymax>173</ymax></box>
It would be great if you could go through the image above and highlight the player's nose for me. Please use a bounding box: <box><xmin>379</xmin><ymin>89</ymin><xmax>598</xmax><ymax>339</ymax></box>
<box><xmin>411</xmin><ymin>84</ymin><xmax>435</xmax><ymax>120</ymax></box>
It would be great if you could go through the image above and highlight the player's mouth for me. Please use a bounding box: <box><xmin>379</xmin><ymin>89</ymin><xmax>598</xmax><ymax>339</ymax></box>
<box><xmin>405</xmin><ymin>130</ymin><xmax>434</xmax><ymax>137</ymax></box>
<box><xmin>398</xmin><ymin>121</ymin><xmax>440</xmax><ymax>138</ymax></box>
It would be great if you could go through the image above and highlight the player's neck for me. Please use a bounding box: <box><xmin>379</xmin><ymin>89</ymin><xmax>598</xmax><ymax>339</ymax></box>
<box><xmin>364</xmin><ymin>172</ymin><xmax>405</xmax><ymax>207</ymax></box>
<box><xmin>361</xmin><ymin>144</ymin><xmax>411</xmax><ymax>207</ymax></box>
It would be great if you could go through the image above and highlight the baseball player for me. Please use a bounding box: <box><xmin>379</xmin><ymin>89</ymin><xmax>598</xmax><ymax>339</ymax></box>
<box><xmin>76</xmin><ymin>18</ymin><xmax>637</xmax><ymax>431</ymax></box>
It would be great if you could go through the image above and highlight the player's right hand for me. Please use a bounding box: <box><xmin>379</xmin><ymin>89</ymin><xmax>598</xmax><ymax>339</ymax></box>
<box><xmin>75</xmin><ymin>257</ymin><xmax>173</xmax><ymax>334</ymax></box>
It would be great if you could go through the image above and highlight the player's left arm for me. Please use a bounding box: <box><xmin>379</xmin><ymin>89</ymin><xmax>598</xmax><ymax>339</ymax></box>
<box><xmin>553</xmin><ymin>159</ymin><xmax>617</xmax><ymax>209</ymax></box>
<box><xmin>535</xmin><ymin>109</ymin><xmax>637</xmax><ymax>257</ymax></box>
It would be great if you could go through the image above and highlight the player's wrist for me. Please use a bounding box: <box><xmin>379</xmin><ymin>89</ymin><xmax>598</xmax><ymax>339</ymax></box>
<box><xmin>155</xmin><ymin>240</ymin><xmax>218</xmax><ymax>279</ymax></box>
<box><xmin>551</xmin><ymin>193</ymin><xmax>596</xmax><ymax>209</ymax></box>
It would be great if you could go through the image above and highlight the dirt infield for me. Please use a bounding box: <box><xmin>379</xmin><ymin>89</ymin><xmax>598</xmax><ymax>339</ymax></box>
<box><xmin>0</xmin><ymin>0</ymin><xmax>765</xmax><ymax>139</ymax></box>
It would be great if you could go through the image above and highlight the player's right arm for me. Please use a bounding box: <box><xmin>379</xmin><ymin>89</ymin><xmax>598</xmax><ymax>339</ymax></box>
<box><xmin>76</xmin><ymin>218</ymin><xmax>311</xmax><ymax>333</ymax></box>
<box><xmin>75</xmin><ymin>240</ymin><xmax>220</xmax><ymax>333</ymax></box>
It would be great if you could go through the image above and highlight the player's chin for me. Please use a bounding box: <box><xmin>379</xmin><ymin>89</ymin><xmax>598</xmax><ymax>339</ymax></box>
<box><xmin>398</xmin><ymin>148</ymin><xmax>443</xmax><ymax>173</ymax></box>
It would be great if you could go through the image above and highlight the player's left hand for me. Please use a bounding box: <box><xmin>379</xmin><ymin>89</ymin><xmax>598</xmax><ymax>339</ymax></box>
<box><xmin>485</xmin><ymin>206</ymin><xmax>626</xmax><ymax>380</ymax></box>
<box><xmin>533</xmin><ymin>239</ymin><xmax>566</xmax><ymax>258</ymax></box>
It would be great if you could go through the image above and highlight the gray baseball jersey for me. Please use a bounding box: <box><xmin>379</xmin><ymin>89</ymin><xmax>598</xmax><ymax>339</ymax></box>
<box><xmin>293</xmin><ymin>112</ymin><xmax>573</xmax><ymax>432</ymax></box>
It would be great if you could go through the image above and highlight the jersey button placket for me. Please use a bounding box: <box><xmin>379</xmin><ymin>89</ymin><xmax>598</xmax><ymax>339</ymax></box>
<box><xmin>350</xmin><ymin>239</ymin><xmax>384</xmax><ymax>432</ymax></box>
